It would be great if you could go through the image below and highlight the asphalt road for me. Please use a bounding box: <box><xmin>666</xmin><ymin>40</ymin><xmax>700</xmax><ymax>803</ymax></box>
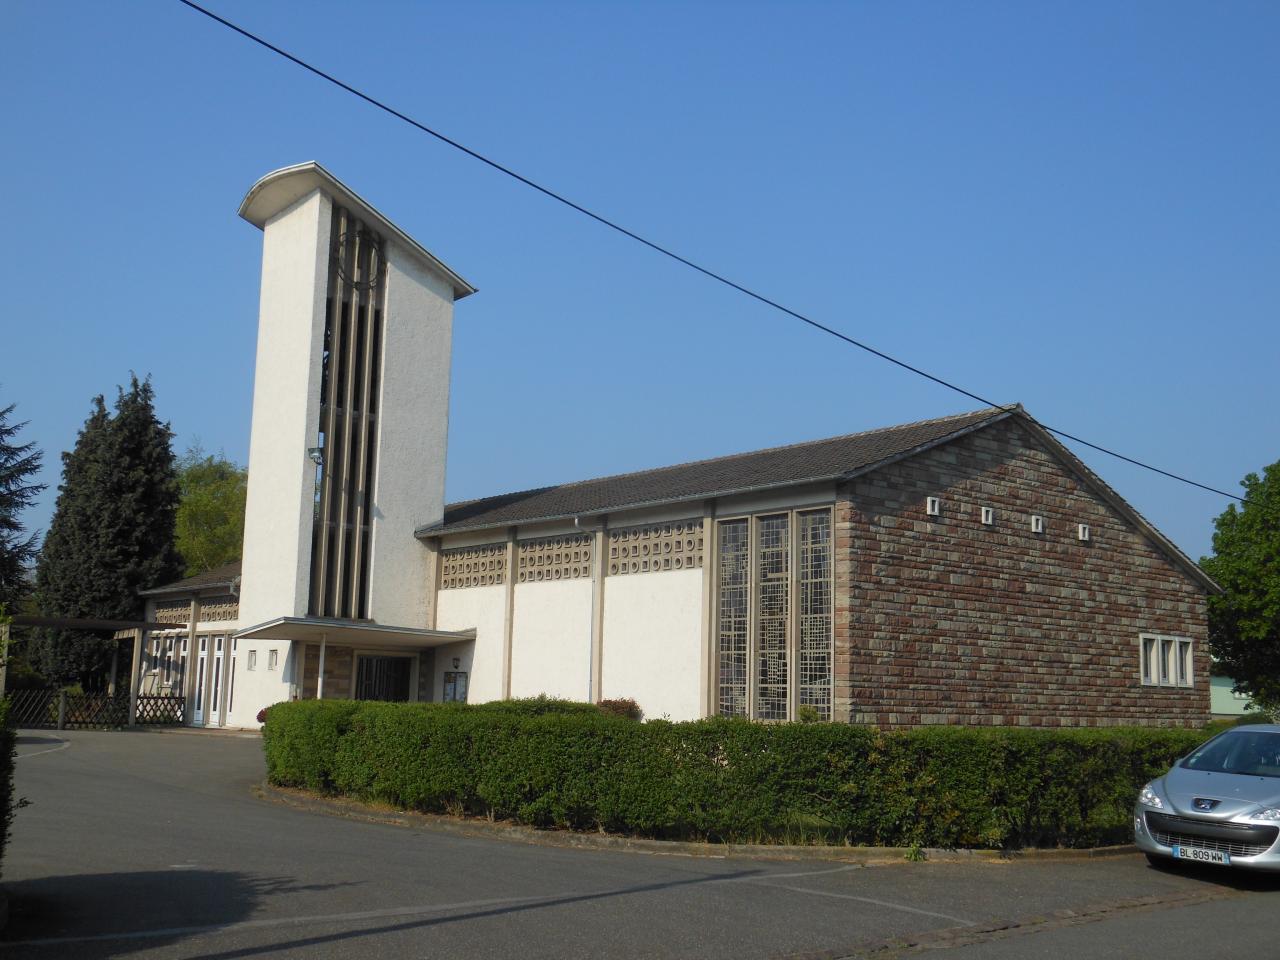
<box><xmin>4</xmin><ymin>729</ymin><xmax>1278</xmax><ymax>959</ymax></box>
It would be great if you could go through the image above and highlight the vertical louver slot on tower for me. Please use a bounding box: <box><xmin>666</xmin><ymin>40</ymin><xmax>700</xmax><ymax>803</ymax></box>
<box><xmin>310</xmin><ymin>205</ymin><xmax>386</xmax><ymax>620</ymax></box>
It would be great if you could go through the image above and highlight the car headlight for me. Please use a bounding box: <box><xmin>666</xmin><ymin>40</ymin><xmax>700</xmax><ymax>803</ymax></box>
<box><xmin>1250</xmin><ymin>808</ymin><xmax>1280</xmax><ymax>821</ymax></box>
<box><xmin>1138</xmin><ymin>783</ymin><xmax>1164</xmax><ymax>809</ymax></box>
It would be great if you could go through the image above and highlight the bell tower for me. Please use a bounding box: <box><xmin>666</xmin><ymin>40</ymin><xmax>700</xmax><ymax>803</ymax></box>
<box><xmin>236</xmin><ymin>162</ymin><xmax>475</xmax><ymax>631</ymax></box>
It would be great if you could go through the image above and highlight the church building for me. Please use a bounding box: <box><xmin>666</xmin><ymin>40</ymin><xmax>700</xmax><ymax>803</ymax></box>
<box><xmin>129</xmin><ymin>162</ymin><xmax>1217</xmax><ymax>730</ymax></box>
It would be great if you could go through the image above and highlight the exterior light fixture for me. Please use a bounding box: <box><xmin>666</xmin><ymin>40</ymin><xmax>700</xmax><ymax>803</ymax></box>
<box><xmin>307</xmin><ymin>447</ymin><xmax>324</xmax><ymax>466</ymax></box>
<box><xmin>452</xmin><ymin>657</ymin><xmax>461</xmax><ymax>669</ymax></box>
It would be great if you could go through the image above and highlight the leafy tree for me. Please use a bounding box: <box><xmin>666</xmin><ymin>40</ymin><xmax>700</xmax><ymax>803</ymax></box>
<box><xmin>0</xmin><ymin>397</ymin><xmax>44</xmax><ymax>610</ymax></box>
<box><xmin>175</xmin><ymin>445</ymin><xmax>246</xmax><ymax>576</ymax></box>
<box><xmin>33</xmin><ymin>376</ymin><xmax>183</xmax><ymax>687</ymax></box>
<box><xmin>1201</xmin><ymin>461</ymin><xmax>1280</xmax><ymax>713</ymax></box>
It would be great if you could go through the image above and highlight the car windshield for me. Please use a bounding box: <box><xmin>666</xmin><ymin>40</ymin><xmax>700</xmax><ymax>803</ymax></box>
<box><xmin>1181</xmin><ymin>730</ymin><xmax>1280</xmax><ymax>778</ymax></box>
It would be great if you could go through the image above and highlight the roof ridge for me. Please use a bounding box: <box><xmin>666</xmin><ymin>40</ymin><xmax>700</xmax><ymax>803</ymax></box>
<box><xmin>443</xmin><ymin>405</ymin><xmax>1012</xmax><ymax>512</ymax></box>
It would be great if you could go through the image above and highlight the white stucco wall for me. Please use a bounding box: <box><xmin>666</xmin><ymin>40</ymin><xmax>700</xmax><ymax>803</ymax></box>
<box><xmin>367</xmin><ymin>243</ymin><xmax>456</xmax><ymax>627</ymax></box>
<box><xmin>238</xmin><ymin>189</ymin><xmax>331</xmax><ymax>629</ymax></box>
<box><xmin>435</xmin><ymin>585</ymin><xmax>506</xmax><ymax>703</ymax></box>
<box><xmin>601</xmin><ymin>569</ymin><xmax>704</xmax><ymax>721</ymax></box>
<box><xmin>510</xmin><ymin>580</ymin><xmax>594</xmax><ymax>701</ymax></box>
<box><xmin>225</xmin><ymin>639</ymin><xmax>297</xmax><ymax>728</ymax></box>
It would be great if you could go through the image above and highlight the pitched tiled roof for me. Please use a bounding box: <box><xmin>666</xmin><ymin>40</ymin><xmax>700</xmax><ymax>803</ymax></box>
<box><xmin>423</xmin><ymin>406</ymin><xmax>1014</xmax><ymax>537</ymax></box>
<box><xmin>140</xmin><ymin>560</ymin><xmax>242</xmax><ymax>597</ymax></box>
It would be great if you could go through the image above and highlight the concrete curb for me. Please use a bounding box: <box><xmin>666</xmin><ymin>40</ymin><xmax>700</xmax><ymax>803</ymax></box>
<box><xmin>125</xmin><ymin>726</ymin><xmax>261</xmax><ymax>739</ymax></box>
<box><xmin>257</xmin><ymin>782</ymin><xmax>1138</xmax><ymax>865</ymax></box>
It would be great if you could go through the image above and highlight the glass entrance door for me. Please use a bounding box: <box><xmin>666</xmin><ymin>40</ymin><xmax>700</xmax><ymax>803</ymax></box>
<box><xmin>192</xmin><ymin>636</ymin><xmax>208</xmax><ymax>724</ymax></box>
<box><xmin>208</xmin><ymin>636</ymin><xmax>225</xmax><ymax>726</ymax></box>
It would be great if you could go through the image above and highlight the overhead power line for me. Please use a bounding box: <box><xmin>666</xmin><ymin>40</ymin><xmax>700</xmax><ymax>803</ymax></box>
<box><xmin>175</xmin><ymin>0</ymin><xmax>1244</xmax><ymax>504</ymax></box>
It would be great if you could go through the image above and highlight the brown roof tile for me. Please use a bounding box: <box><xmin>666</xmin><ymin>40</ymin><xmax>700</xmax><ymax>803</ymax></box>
<box><xmin>423</xmin><ymin>406</ymin><xmax>1013</xmax><ymax>537</ymax></box>
<box><xmin>140</xmin><ymin>560</ymin><xmax>242</xmax><ymax>597</ymax></box>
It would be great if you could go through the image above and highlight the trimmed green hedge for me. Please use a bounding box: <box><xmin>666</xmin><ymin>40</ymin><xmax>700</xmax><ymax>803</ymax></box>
<box><xmin>263</xmin><ymin>699</ymin><xmax>1207</xmax><ymax>849</ymax></box>
<box><xmin>1</xmin><ymin>698</ymin><xmax>14</xmax><ymax>878</ymax></box>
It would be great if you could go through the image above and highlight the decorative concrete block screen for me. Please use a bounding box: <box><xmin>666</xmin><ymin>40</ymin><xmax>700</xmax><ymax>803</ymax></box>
<box><xmin>439</xmin><ymin>543</ymin><xmax>507</xmax><ymax>589</ymax></box>
<box><xmin>153</xmin><ymin>600</ymin><xmax>189</xmax><ymax>624</ymax></box>
<box><xmin>607</xmin><ymin>519</ymin><xmax>704</xmax><ymax>576</ymax></box>
<box><xmin>517</xmin><ymin>535</ymin><xmax>593</xmax><ymax>583</ymax></box>
<box><xmin>199</xmin><ymin>595</ymin><xmax>239</xmax><ymax>622</ymax></box>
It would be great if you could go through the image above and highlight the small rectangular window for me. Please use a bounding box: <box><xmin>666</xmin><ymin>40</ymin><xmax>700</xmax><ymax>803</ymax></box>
<box><xmin>926</xmin><ymin>496</ymin><xmax>940</xmax><ymax>517</ymax></box>
<box><xmin>247</xmin><ymin>650</ymin><xmax>257</xmax><ymax>671</ymax></box>
<box><xmin>267</xmin><ymin>649</ymin><xmax>279</xmax><ymax>671</ymax></box>
<box><xmin>980</xmin><ymin>506</ymin><xmax>994</xmax><ymax>525</ymax></box>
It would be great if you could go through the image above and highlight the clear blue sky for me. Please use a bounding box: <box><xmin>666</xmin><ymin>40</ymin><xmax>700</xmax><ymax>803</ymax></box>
<box><xmin>3</xmin><ymin>1</ymin><xmax>1277</xmax><ymax>563</ymax></box>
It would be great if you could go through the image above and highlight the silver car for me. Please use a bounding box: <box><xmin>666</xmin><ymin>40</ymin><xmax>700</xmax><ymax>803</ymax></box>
<box><xmin>1135</xmin><ymin>724</ymin><xmax>1280</xmax><ymax>871</ymax></box>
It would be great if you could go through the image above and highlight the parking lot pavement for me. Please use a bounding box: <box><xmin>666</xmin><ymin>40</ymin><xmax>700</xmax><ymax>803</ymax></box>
<box><xmin>3</xmin><ymin>730</ymin><xmax>1277</xmax><ymax>959</ymax></box>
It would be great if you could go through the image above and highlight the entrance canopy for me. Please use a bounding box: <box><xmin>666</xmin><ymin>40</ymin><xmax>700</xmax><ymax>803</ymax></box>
<box><xmin>234</xmin><ymin>616</ymin><xmax>474</xmax><ymax>649</ymax></box>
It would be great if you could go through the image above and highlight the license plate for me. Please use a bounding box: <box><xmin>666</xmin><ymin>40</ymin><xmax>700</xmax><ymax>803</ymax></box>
<box><xmin>1172</xmin><ymin>845</ymin><xmax>1231</xmax><ymax>866</ymax></box>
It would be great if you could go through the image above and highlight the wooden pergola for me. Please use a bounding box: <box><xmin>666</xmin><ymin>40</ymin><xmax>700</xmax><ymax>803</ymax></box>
<box><xmin>1</xmin><ymin>614</ymin><xmax>177</xmax><ymax>724</ymax></box>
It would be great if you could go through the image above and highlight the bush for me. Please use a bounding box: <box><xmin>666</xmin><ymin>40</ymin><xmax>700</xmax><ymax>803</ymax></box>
<box><xmin>471</xmin><ymin>695</ymin><xmax>601</xmax><ymax>717</ymax></box>
<box><xmin>597</xmin><ymin>698</ymin><xmax>643</xmax><ymax>721</ymax></box>
<box><xmin>262</xmin><ymin>700</ymin><xmax>1208</xmax><ymax>849</ymax></box>
<box><xmin>0</xmin><ymin>698</ymin><xmax>14</xmax><ymax>879</ymax></box>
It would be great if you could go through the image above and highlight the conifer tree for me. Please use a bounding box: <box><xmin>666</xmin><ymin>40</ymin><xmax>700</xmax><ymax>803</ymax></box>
<box><xmin>0</xmin><ymin>397</ymin><xmax>44</xmax><ymax>611</ymax></box>
<box><xmin>34</xmin><ymin>377</ymin><xmax>182</xmax><ymax>686</ymax></box>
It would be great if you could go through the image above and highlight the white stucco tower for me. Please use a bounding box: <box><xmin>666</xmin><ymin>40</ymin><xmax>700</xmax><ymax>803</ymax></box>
<box><xmin>236</xmin><ymin>163</ymin><xmax>475</xmax><ymax>641</ymax></box>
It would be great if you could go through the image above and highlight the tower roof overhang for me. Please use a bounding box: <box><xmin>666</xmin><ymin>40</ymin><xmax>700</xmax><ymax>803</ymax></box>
<box><xmin>238</xmin><ymin>161</ymin><xmax>477</xmax><ymax>300</ymax></box>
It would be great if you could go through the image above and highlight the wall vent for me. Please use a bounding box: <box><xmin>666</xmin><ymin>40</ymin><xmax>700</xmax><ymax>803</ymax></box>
<box><xmin>1031</xmin><ymin>515</ymin><xmax>1045</xmax><ymax>534</ymax></box>
<box><xmin>926</xmin><ymin>496</ymin><xmax>940</xmax><ymax>517</ymax></box>
<box><xmin>1078</xmin><ymin>523</ymin><xmax>1091</xmax><ymax>542</ymax></box>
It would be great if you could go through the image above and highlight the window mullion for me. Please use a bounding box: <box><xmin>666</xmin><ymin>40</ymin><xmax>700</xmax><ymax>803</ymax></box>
<box><xmin>783</xmin><ymin>512</ymin><xmax>793</xmax><ymax>721</ymax></box>
<box><xmin>747</xmin><ymin>516</ymin><xmax>757</xmax><ymax>720</ymax></box>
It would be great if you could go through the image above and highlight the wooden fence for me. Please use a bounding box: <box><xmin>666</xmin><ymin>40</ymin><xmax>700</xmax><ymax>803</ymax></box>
<box><xmin>5</xmin><ymin>688</ymin><xmax>184</xmax><ymax>728</ymax></box>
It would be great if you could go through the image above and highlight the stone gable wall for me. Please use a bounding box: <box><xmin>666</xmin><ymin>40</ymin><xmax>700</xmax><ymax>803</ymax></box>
<box><xmin>834</xmin><ymin>416</ymin><xmax>1210</xmax><ymax>727</ymax></box>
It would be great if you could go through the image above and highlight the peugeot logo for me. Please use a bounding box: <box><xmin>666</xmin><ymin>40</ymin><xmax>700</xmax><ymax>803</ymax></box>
<box><xmin>1194</xmin><ymin>798</ymin><xmax>1220</xmax><ymax>811</ymax></box>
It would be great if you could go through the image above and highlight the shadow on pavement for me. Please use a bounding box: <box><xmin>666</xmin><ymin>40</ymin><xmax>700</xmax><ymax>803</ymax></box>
<box><xmin>2</xmin><ymin>866</ymin><xmax>763</xmax><ymax>959</ymax></box>
<box><xmin>1144</xmin><ymin>857</ymin><xmax>1280</xmax><ymax>893</ymax></box>
<box><xmin>176</xmin><ymin>867</ymin><xmax>765</xmax><ymax>960</ymax></box>
<box><xmin>2</xmin><ymin>869</ymin><xmax>359</xmax><ymax>958</ymax></box>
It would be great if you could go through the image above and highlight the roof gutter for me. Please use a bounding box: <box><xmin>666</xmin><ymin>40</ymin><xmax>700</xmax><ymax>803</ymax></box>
<box><xmin>138</xmin><ymin>578</ymin><xmax>238</xmax><ymax>598</ymax></box>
